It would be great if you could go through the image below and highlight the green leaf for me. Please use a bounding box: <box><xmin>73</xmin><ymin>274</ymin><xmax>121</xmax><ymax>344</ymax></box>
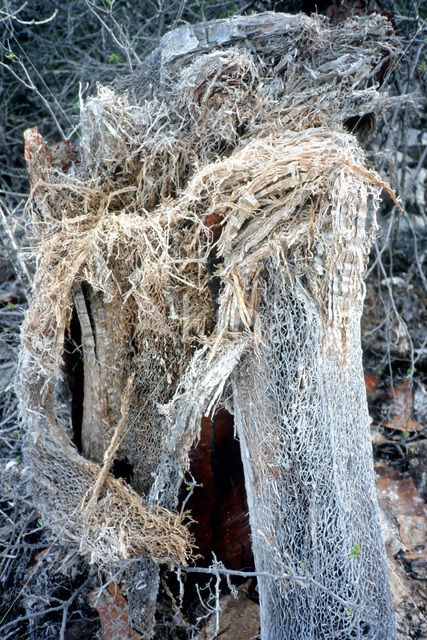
<box><xmin>6</xmin><ymin>301</ymin><xmax>14</xmax><ymax>309</ymax></box>
<box><xmin>72</xmin><ymin>101</ymin><xmax>79</xmax><ymax>112</ymax></box>
<box><xmin>348</xmin><ymin>543</ymin><xmax>360</xmax><ymax>558</ymax></box>
<box><xmin>6</xmin><ymin>52</ymin><xmax>14</xmax><ymax>60</ymax></box>
<box><xmin>346</xmin><ymin>609</ymin><xmax>352</xmax><ymax>616</ymax></box>
<box><xmin>108</xmin><ymin>53</ymin><xmax>119</xmax><ymax>63</ymax></box>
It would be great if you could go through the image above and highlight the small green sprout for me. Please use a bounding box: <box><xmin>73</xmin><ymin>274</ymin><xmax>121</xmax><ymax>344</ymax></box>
<box><xmin>37</xmin><ymin>517</ymin><xmax>43</xmax><ymax>526</ymax></box>
<box><xmin>6</xmin><ymin>302</ymin><xmax>14</xmax><ymax>309</ymax></box>
<box><xmin>108</xmin><ymin>53</ymin><xmax>119</xmax><ymax>63</ymax></box>
<box><xmin>406</xmin><ymin>366</ymin><xmax>413</xmax><ymax>376</ymax></box>
<box><xmin>3</xmin><ymin>327</ymin><xmax>9</xmax><ymax>333</ymax></box>
<box><xmin>346</xmin><ymin>609</ymin><xmax>353</xmax><ymax>616</ymax></box>
<box><xmin>72</xmin><ymin>101</ymin><xmax>79</xmax><ymax>112</ymax></box>
<box><xmin>6</xmin><ymin>52</ymin><xmax>14</xmax><ymax>60</ymax></box>
<box><xmin>420</xmin><ymin>61</ymin><xmax>426</xmax><ymax>74</ymax></box>
<box><xmin>400</xmin><ymin>430</ymin><xmax>409</xmax><ymax>440</ymax></box>
<box><xmin>376</xmin><ymin>368</ymin><xmax>382</xmax><ymax>376</ymax></box>
<box><xmin>15</xmin><ymin>455</ymin><xmax>20</xmax><ymax>463</ymax></box>
<box><xmin>348</xmin><ymin>543</ymin><xmax>360</xmax><ymax>558</ymax></box>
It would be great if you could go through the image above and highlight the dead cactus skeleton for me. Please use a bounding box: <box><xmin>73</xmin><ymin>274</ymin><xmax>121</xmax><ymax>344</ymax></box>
<box><xmin>17</xmin><ymin>11</ymin><xmax>400</xmax><ymax>639</ymax></box>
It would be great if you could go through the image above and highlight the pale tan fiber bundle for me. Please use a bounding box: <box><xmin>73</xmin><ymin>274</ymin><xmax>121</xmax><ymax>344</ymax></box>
<box><xmin>18</xmin><ymin>12</ymin><xmax>400</xmax><ymax>638</ymax></box>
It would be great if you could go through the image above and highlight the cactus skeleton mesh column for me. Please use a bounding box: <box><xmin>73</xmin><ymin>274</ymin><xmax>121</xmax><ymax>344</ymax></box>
<box><xmin>232</xmin><ymin>266</ymin><xmax>395</xmax><ymax>639</ymax></box>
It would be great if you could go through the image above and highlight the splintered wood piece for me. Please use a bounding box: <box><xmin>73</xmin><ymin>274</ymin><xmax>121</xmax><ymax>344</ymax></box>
<box><xmin>89</xmin><ymin>583</ymin><xmax>141</xmax><ymax>640</ymax></box>
<box><xmin>383</xmin><ymin>381</ymin><xmax>423</xmax><ymax>432</ymax></box>
<box><xmin>24</xmin><ymin>127</ymin><xmax>79</xmax><ymax>186</ymax></box>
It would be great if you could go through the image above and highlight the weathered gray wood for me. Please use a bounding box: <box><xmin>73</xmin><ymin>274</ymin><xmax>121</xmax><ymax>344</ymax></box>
<box><xmin>115</xmin><ymin>12</ymin><xmax>310</xmax><ymax>97</ymax></box>
<box><xmin>159</xmin><ymin>12</ymin><xmax>308</xmax><ymax>66</ymax></box>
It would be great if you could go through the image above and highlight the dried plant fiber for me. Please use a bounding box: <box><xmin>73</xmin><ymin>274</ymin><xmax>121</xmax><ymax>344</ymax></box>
<box><xmin>17</xmin><ymin>11</ymin><xmax>399</xmax><ymax>639</ymax></box>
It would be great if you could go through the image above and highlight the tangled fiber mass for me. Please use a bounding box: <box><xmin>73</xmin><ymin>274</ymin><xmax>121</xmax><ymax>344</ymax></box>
<box><xmin>18</xmin><ymin>12</ymin><xmax>400</xmax><ymax>639</ymax></box>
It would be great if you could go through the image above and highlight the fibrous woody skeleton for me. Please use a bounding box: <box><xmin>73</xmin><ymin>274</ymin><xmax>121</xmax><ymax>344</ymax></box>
<box><xmin>19</xmin><ymin>11</ymin><xmax>400</xmax><ymax>639</ymax></box>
